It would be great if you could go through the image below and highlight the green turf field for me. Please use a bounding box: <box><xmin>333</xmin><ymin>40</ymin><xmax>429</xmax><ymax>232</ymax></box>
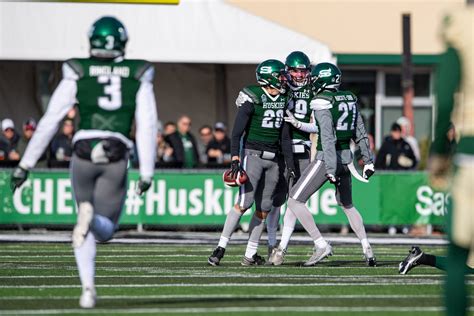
<box><xmin>0</xmin><ymin>242</ymin><xmax>469</xmax><ymax>315</ymax></box>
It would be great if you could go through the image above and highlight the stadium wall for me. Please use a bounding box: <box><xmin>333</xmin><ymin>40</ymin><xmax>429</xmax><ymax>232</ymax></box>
<box><xmin>0</xmin><ymin>169</ymin><xmax>448</xmax><ymax>226</ymax></box>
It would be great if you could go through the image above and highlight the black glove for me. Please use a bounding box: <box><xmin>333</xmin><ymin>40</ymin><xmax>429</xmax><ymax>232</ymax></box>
<box><xmin>326</xmin><ymin>173</ymin><xmax>339</xmax><ymax>184</ymax></box>
<box><xmin>363</xmin><ymin>163</ymin><xmax>375</xmax><ymax>179</ymax></box>
<box><xmin>230</xmin><ymin>159</ymin><xmax>241</xmax><ymax>178</ymax></box>
<box><xmin>136</xmin><ymin>177</ymin><xmax>152</xmax><ymax>196</ymax></box>
<box><xmin>11</xmin><ymin>166</ymin><xmax>29</xmax><ymax>193</ymax></box>
<box><xmin>287</xmin><ymin>168</ymin><xmax>296</xmax><ymax>188</ymax></box>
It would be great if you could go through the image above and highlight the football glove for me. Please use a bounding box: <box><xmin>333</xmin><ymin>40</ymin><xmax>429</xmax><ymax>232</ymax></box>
<box><xmin>284</xmin><ymin>110</ymin><xmax>302</xmax><ymax>129</ymax></box>
<box><xmin>11</xmin><ymin>166</ymin><xmax>29</xmax><ymax>193</ymax></box>
<box><xmin>136</xmin><ymin>177</ymin><xmax>152</xmax><ymax>196</ymax></box>
<box><xmin>363</xmin><ymin>163</ymin><xmax>375</xmax><ymax>179</ymax></box>
<box><xmin>229</xmin><ymin>159</ymin><xmax>241</xmax><ymax>178</ymax></box>
<box><xmin>326</xmin><ymin>173</ymin><xmax>339</xmax><ymax>184</ymax></box>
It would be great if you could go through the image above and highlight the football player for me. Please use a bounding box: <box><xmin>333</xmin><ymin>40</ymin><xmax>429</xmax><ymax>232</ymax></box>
<box><xmin>266</xmin><ymin>51</ymin><xmax>318</xmax><ymax>256</ymax></box>
<box><xmin>399</xmin><ymin>246</ymin><xmax>474</xmax><ymax>275</ymax></box>
<box><xmin>269</xmin><ymin>62</ymin><xmax>376</xmax><ymax>266</ymax></box>
<box><xmin>429</xmin><ymin>3</ymin><xmax>474</xmax><ymax>314</ymax></box>
<box><xmin>208</xmin><ymin>59</ymin><xmax>295</xmax><ymax>266</ymax></box>
<box><xmin>10</xmin><ymin>17</ymin><xmax>158</xmax><ymax>308</ymax></box>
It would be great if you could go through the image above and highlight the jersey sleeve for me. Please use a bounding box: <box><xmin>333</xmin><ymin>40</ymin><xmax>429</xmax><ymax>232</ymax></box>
<box><xmin>354</xmin><ymin>109</ymin><xmax>373</xmax><ymax>164</ymax></box>
<box><xmin>235</xmin><ymin>87</ymin><xmax>259</xmax><ymax>107</ymax></box>
<box><xmin>19</xmin><ymin>63</ymin><xmax>78</xmax><ymax>169</ymax></box>
<box><xmin>231</xmin><ymin>101</ymin><xmax>254</xmax><ymax>157</ymax></box>
<box><xmin>135</xmin><ymin>65</ymin><xmax>158</xmax><ymax>179</ymax></box>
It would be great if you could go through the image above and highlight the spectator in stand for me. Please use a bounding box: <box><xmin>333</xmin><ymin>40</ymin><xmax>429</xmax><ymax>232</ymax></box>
<box><xmin>163</xmin><ymin>121</ymin><xmax>177</xmax><ymax>136</ymax></box>
<box><xmin>206</xmin><ymin>122</ymin><xmax>231</xmax><ymax>166</ymax></box>
<box><xmin>1</xmin><ymin>118</ymin><xmax>20</xmax><ymax>161</ymax></box>
<box><xmin>50</xmin><ymin>119</ymin><xmax>75</xmax><ymax>163</ymax></box>
<box><xmin>0</xmin><ymin>138</ymin><xmax>7</xmax><ymax>161</ymax></box>
<box><xmin>16</xmin><ymin>118</ymin><xmax>48</xmax><ymax>168</ymax></box>
<box><xmin>375</xmin><ymin>122</ymin><xmax>417</xmax><ymax>170</ymax></box>
<box><xmin>396</xmin><ymin>116</ymin><xmax>420</xmax><ymax>165</ymax></box>
<box><xmin>165</xmin><ymin>115</ymin><xmax>200</xmax><ymax>168</ymax></box>
<box><xmin>197</xmin><ymin>125</ymin><xmax>213</xmax><ymax>165</ymax></box>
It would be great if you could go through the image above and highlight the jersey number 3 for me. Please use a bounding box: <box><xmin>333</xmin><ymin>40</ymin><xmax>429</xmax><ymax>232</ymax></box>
<box><xmin>98</xmin><ymin>75</ymin><xmax>122</xmax><ymax>110</ymax></box>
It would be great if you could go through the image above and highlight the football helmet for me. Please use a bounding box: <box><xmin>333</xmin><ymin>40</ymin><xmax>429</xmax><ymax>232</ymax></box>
<box><xmin>311</xmin><ymin>62</ymin><xmax>342</xmax><ymax>93</ymax></box>
<box><xmin>89</xmin><ymin>16</ymin><xmax>128</xmax><ymax>59</ymax></box>
<box><xmin>256</xmin><ymin>59</ymin><xmax>285</xmax><ymax>92</ymax></box>
<box><xmin>284</xmin><ymin>51</ymin><xmax>311</xmax><ymax>87</ymax></box>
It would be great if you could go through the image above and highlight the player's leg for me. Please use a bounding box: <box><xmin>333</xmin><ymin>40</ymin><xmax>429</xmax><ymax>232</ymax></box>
<box><xmin>243</xmin><ymin>158</ymin><xmax>280</xmax><ymax>265</ymax></box>
<box><xmin>337</xmin><ymin>165</ymin><xmax>375</xmax><ymax>266</ymax></box>
<box><xmin>266</xmin><ymin>156</ymin><xmax>287</xmax><ymax>252</ymax></box>
<box><xmin>446</xmin><ymin>165</ymin><xmax>473</xmax><ymax>315</ymax></box>
<box><xmin>269</xmin><ymin>154</ymin><xmax>310</xmax><ymax>265</ymax></box>
<box><xmin>288</xmin><ymin>160</ymin><xmax>332</xmax><ymax>266</ymax></box>
<box><xmin>70</xmin><ymin>155</ymin><xmax>101</xmax><ymax>308</ymax></box>
<box><xmin>208</xmin><ymin>152</ymin><xmax>262</xmax><ymax>265</ymax></box>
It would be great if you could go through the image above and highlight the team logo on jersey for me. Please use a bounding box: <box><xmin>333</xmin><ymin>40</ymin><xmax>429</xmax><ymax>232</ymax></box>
<box><xmin>261</xmin><ymin>94</ymin><xmax>267</xmax><ymax>103</ymax></box>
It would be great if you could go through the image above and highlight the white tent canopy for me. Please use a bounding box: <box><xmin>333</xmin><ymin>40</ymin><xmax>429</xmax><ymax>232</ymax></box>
<box><xmin>0</xmin><ymin>0</ymin><xmax>333</xmax><ymax>64</ymax></box>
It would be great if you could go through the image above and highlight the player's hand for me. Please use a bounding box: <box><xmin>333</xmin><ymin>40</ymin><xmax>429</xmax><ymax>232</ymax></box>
<box><xmin>363</xmin><ymin>163</ymin><xmax>375</xmax><ymax>179</ymax></box>
<box><xmin>284</xmin><ymin>110</ymin><xmax>302</xmax><ymax>129</ymax></box>
<box><xmin>136</xmin><ymin>177</ymin><xmax>152</xmax><ymax>196</ymax></box>
<box><xmin>230</xmin><ymin>159</ymin><xmax>241</xmax><ymax>178</ymax></box>
<box><xmin>428</xmin><ymin>155</ymin><xmax>451</xmax><ymax>191</ymax></box>
<box><xmin>326</xmin><ymin>173</ymin><xmax>339</xmax><ymax>184</ymax></box>
<box><xmin>11</xmin><ymin>166</ymin><xmax>29</xmax><ymax>193</ymax></box>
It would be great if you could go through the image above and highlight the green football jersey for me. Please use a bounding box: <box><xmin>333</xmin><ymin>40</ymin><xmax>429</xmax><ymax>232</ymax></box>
<box><xmin>66</xmin><ymin>58</ymin><xmax>152</xmax><ymax>138</ymax></box>
<box><xmin>314</xmin><ymin>90</ymin><xmax>358</xmax><ymax>151</ymax></box>
<box><xmin>289</xmin><ymin>85</ymin><xmax>314</xmax><ymax>142</ymax></box>
<box><xmin>238</xmin><ymin>85</ymin><xmax>288</xmax><ymax>147</ymax></box>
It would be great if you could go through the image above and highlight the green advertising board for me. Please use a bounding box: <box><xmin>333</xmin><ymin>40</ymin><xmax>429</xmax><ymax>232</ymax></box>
<box><xmin>0</xmin><ymin>170</ymin><xmax>449</xmax><ymax>226</ymax></box>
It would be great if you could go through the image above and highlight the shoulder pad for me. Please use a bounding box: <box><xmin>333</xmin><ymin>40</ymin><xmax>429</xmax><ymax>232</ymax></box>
<box><xmin>133</xmin><ymin>60</ymin><xmax>154</xmax><ymax>81</ymax></box>
<box><xmin>242</xmin><ymin>86</ymin><xmax>261</xmax><ymax>102</ymax></box>
<box><xmin>64</xmin><ymin>59</ymin><xmax>84</xmax><ymax>79</ymax></box>
<box><xmin>310</xmin><ymin>98</ymin><xmax>333</xmax><ymax>111</ymax></box>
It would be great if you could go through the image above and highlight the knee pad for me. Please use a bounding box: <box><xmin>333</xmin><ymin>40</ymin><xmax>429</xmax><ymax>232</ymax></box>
<box><xmin>90</xmin><ymin>214</ymin><xmax>116</xmax><ymax>242</ymax></box>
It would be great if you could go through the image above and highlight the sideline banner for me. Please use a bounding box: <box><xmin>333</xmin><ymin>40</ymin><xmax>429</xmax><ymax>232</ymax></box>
<box><xmin>0</xmin><ymin>170</ymin><xmax>448</xmax><ymax>226</ymax></box>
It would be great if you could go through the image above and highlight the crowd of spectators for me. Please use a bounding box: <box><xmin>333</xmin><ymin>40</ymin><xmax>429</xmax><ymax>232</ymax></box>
<box><xmin>0</xmin><ymin>112</ymin><xmax>232</xmax><ymax>169</ymax></box>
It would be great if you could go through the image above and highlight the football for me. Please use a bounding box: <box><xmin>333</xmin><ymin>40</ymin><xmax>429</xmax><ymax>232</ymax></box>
<box><xmin>222</xmin><ymin>169</ymin><xmax>248</xmax><ymax>187</ymax></box>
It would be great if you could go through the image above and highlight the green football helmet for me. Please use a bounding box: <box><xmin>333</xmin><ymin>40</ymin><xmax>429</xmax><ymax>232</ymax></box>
<box><xmin>311</xmin><ymin>62</ymin><xmax>342</xmax><ymax>92</ymax></box>
<box><xmin>256</xmin><ymin>59</ymin><xmax>285</xmax><ymax>92</ymax></box>
<box><xmin>285</xmin><ymin>51</ymin><xmax>311</xmax><ymax>87</ymax></box>
<box><xmin>88</xmin><ymin>16</ymin><xmax>128</xmax><ymax>59</ymax></box>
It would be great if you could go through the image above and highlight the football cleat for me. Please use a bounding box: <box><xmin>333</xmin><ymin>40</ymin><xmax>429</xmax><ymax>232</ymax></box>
<box><xmin>303</xmin><ymin>243</ymin><xmax>333</xmax><ymax>266</ymax></box>
<box><xmin>79</xmin><ymin>287</ymin><xmax>96</xmax><ymax>309</ymax></box>
<box><xmin>208</xmin><ymin>246</ymin><xmax>225</xmax><ymax>266</ymax></box>
<box><xmin>222</xmin><ymin>169</ymin><xmax>248</xmax><ymax>187</ymax></box>
<box><xmin>72</xmin><ymin>202</ymin><xmax>94</xmax><ymax>248</ymax></box>
<box><xmin>364</xmin><ymin>246</ymin><xmax>377</xmax><ymax>267</ymax></box>
<box><xmin>267</xmin><ymin>245</ymin><xmax>276</xmax><ymax>260</ymax></box>
<box><xmin>399</xmin><ymin>246</ymin><xmax>423</xmax><ymax>275</ymax></box>
<box><xmin>268</xmin><ymin>245</ymin><xmax>287</xmax><ymax>266</ymax></box>
<box><xmin>241</xmin><ymin>253</ymin><xmax>266</xmax><ymax>266</ymax></box>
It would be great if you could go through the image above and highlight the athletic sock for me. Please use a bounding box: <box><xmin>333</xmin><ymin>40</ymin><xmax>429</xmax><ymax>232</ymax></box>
<box><xmin>279</xmin><ymin>208</ymin><xmax>297</xmax><ymax>250</ymax></box>
<box><xmin>245</xmin><ymin>214</ymin><xmax>265</xmax><ymax>258</ymax></box>
<box><xmin>218</xmin><ymin>208</ymin><xmax>243</xmax><ymax>248</ymax></box>
<box><xmin>266</xmin><ymin>206</ymin><xmax>280</xmax><ymax>248</ymax></box>
<box><xmin>418</xmin><ymin>253</ymin><xmax>437</xmax><ymax>268</ymax></box>
<box><xmin>288</xmin><ymin>198</ymin><xmax>322</xmax><ymax>241</ymax></box>
<box><xmin>314</xmin><ymin>237</ymin><xmax>328</xmax><ymax>249</ymax></box>
<box><xmin>445</xmin><ymin>242</ymin><xmax>469</xmax><ymax>316</ymax></box>
<box><xmin>74</xmin><ymin>232</ymin><xmax>96</xmax><ymax>290</ymax></box>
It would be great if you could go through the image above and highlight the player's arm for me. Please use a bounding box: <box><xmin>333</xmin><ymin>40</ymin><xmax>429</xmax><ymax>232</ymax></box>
<box><xmin>281</xmin><ymin>122</ymin><xmax>295</xmax><ymax>171</ymax></box>
<box><xmin>135</xmin><ymin>65</ymin><xmax>158</xmax><ymax>195</ymax></box>
<box><xmin>231</xmin><ymin>93</ymin><xmax>254</xmax><ymax>161</ymax></box>
<box><xmin>431</xmin><ymin>46</ymin><xmax>461</xmax><ymax>155</ymax></box>
<box><xmin>311</xmin><ymin>98</ymin><xmax>337</xmax><ymax>177</ymax></box>
<box><xmin>353</xmin><ymin>107</ymin><xmax>375</xmax><ymax>178</ymax></box>
<box><xmin>20</xmin><ymin>64</ymin><xmax>78</xmax><ymax>170</ymax></box>
<box><xmin>284</xmin><ymin>109</ymin><xmax>319</xmax><ymax>133</ymax></box>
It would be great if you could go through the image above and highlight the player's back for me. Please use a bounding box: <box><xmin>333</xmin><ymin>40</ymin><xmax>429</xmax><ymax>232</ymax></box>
<box><xmin>66</xmin><ymin>57</ymin><xmax>152</xmax><ymax>138</ymax></box>
<box><xmin>314</xmin><ymin>89</ymin><xmax>358</xmax><ymax>151</ymax></box>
